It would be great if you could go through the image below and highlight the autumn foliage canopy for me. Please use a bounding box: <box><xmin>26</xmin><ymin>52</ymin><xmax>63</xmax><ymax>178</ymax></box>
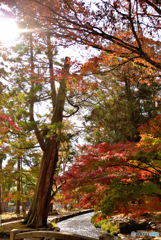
<box><xmin>59</xmin><ymin>114</ymin><xmax>161</xmax><ymax>218</ymax></box>
<box><xmin>3</xmin><ymin>0</ymin><xmax>161</xmax><ymax>71</ymax></box>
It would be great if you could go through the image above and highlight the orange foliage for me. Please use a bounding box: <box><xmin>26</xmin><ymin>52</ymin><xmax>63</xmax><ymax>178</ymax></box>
<box><xmin>2</xmin><ymin>0</ymin><xmax>161</xmax><ymax>71</ymax></box>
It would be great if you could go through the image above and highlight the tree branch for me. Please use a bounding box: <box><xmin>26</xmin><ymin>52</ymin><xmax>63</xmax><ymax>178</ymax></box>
<box><xmin>146</xmin><ymin>0</ymin><xmax>161</xmax><ymax>15</ymax></box>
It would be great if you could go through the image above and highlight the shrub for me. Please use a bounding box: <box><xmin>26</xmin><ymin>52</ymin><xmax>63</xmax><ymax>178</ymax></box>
<box><xmin>101</xmin><ymin>221</ymin><xmax>119</xmax><ymax>235</ymax></box>
<box><xmin>91</xmin><ymin>213</ymin><xmax>100</xmax><ymax>224</ymax></box>
<box><xmin>92</xmin><ymin>215</ymin><xmax>119</xmax><ymax>235</ymax></box>
<box><xmin>94</xmin><ymin>219</ymin><xmax>109</xmax><ymax>228</ymax></box>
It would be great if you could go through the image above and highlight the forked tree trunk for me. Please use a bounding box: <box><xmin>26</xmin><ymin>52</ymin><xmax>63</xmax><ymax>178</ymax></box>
<box><xmin>24</xmin><ymin>138</ymin><xmax>58</xmax><ymax>227</ymax></box>
<box><xmin>24</xmin><ymin>33</ymin><xmax>70</xmax><ymax>227</ymax></box>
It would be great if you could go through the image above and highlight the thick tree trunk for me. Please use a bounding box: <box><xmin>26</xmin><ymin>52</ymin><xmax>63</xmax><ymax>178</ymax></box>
<box><xmin>24</xmin><ymin>138</ymin><xmax>58</xmax><ymax>227</ymax></box>
<box><xmin>24</xmin><ymin>48</ymin><xmax>70</xmax><ymax>228</ymax></box>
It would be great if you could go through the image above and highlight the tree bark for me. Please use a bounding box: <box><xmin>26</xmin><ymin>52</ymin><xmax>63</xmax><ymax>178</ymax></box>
<box><xmin>15</xmin><ymin>158</ymin><xmax>20</xmax><ymax>214</ymax></box>
<box><xmin>0</xmin><ymin>155</ymin><xmax>5</xmax><ymax>214</ymax></box>
<box><xmin>0</xmin><ymin>160</ymin><xmax>2</xmax><ymax>214</ymax></box>
<box><xmin>24</xmin><ymin>138</ymin><xmax>58</xmax><ymax>227</ymax></box>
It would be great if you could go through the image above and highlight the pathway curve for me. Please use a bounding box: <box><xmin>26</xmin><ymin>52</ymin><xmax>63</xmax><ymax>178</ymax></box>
<box><xmin>57</xmin><ymin>212</ymin><xmax>106</xmax><ymax>239</ymax></box>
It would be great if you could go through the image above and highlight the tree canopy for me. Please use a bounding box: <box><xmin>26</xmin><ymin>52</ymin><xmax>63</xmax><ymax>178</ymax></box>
<box><xmin>2</xmin><ymin>0</ymin><xmax>161</xmax><ymax>70</ymax></box>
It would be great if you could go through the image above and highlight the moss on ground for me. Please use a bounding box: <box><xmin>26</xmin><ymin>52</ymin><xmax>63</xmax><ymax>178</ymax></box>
<box><xmin>0</xmin><ymin>213</ymin><xmax>23</xmax><ymax>219</ymax></box>
<box><xmin>94</xmin><ymin>219</ymin><xmax>119</xmax><ymax>235</ymax></box>
<box><xmin>0</xmin><ymin>222</ymin><xmax>32</xmax><ymax>231</ymax></box>
<box><xmin>91</xmin><ymin>212</ymin><xmax>119</xmax><ymax>235</ymax></box>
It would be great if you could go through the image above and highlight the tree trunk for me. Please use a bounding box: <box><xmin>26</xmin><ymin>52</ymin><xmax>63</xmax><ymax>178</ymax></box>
<box><xmin>0</xmin><ymin>160</ymin><xmax>2</xmax><ymax>214</ymax></box>
<box><xmin>15</xmin><ymin>158</ymin><xmax>20</xmax><ymax>214</ymax></box>
<box><xmin>0</xmin><ymin>188</ymin><xmax>1</xmax><ymax>214</ymax></box>
<box><xmin>48</xmin><ymin>203</ymin><xmax>53</xmax><ymax>213</ymax></box>
<box><xmin>24</xmin><ymin>35</ymin><xmax>70</xmax><ymax>227</ymax></box>
<box><xmin>24</xmin><ymin>138</ymin><xmax>58</xmax><ymax>227</ymax></box>
<box><xmin>22</xmin><ymin>202</ymin><xmax>26</xmax><ymax>218</ymax></box>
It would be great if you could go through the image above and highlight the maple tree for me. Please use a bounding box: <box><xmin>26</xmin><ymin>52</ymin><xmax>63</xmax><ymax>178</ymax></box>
<box><xmin>2</xmin><ymin>0</ymin><xmax>161</xmax><ymax>71</ymax></box>
<box><xmin>0</xmin><ymin>60</ymin><xmax>20</xmax><ymax>136</ymax></box>
<box><xmin>0</xmin><ymin>114</ymin><xmax>20</xmax><ymax>133</ymax></box>
<box><xmin>59</xmin><ymin>114</ymin><xmax>161</xmax><ymax>218</ymax></box>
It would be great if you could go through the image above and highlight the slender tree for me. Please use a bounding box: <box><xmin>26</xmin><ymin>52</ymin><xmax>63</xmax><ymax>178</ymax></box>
<box><xmin>0</xmin><ymin>154</ymin><xmax>6</xmax><ymax>214</ymax></box>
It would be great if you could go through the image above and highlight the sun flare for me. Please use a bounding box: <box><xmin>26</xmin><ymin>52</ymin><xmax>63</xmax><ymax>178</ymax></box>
<box><xmin>0</xmin><ymin>18</ymin><xmax>19</xmax><ymax>44</ymax></box>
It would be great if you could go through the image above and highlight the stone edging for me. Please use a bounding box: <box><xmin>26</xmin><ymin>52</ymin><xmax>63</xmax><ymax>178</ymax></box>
<box><xmin>50</xmin><ymin>209</ymin><xmax>94</xmax><ymax>223</ymax></box>
<box><xmin>1</xmin><ymin>217</ymin><xmax>24</xmax><ymax>224</ymax></box>
<box><xmin>0</xmin><ymin>209</ymin><xmax>93</xmax><ymax>224</ymax></box>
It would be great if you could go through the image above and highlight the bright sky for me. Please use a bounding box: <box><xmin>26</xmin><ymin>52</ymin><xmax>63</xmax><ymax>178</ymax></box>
<box><xmin>0</xmin><ymin>18</ymin><xmax>19</xmax><ymax>45</ymax></box>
